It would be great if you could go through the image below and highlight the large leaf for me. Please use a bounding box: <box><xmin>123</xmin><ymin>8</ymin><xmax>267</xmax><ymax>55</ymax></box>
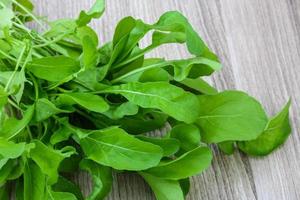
<box><xmin>238</xmin><ymin>100</ymin><xmax>291</xmax><ymax>156</ymax></box>
<box><xmin>196</xmin><ymin>91</ymin><xmax>268</xmax><ymax>143</ymax></box>
<box><xmin>144</xmin><ymin>147</ymin><xmax>212</xmax><ymax>180</ymax></box>
<box><xmin>27</xmin><ymin>56</ymin><xmax>80</xmax><ymax>82</ymax></box>
<box><xmin>101</xmin><ymin>82</ymin><xmax>200</xmax><ymax>123</ymax></box>
<box><xmin>139</xmin><ymin>172</ymin><xmax>184</xmax><ymax>200</ymax></box>
<box><xmin>79</xmin><ymin>126</ymin><xmax>163</xmax><ymax>170</ymax></box>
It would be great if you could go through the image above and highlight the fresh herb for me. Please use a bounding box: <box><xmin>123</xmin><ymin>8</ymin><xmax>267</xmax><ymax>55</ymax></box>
<box><xmin>0</xmin><ymin>0</ymin><xmax>292</xmax><ymax>199</ymax></box>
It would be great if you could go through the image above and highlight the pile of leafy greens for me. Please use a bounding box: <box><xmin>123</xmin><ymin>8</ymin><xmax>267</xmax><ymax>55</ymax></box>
<box><xmin>0</xmin><ymin>0</ymin><xmax>292</xmax><ymax>199</ymax></box>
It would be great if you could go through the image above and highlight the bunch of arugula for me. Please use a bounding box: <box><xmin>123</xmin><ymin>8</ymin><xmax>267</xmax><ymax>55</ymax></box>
<box><xmin>0</xmin><ymin>0</ymin><xmax>292</xmax><ymax>199</ymax></box>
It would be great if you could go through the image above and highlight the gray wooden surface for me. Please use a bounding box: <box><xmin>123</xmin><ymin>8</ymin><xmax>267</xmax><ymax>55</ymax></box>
<box><xmin>33</xmin><ymin>0</ymin><xmax>300</xmax><ymax>199</ymax></box>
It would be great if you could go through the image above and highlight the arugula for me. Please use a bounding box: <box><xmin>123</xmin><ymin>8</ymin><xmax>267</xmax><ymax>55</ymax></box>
<box><xmin>0</xmin><ymin>0</ymin><xmax>292</xmax><ymax>199</ymax></box>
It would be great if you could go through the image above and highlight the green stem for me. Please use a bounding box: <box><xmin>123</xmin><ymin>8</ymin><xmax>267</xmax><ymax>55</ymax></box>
<box><xmin>11</xmin><ymin>0</ymin><xmax>47</xmax><ymax>30</ymax></box>
<box><xmin>28</xmin><ymin>73</ymin><xmax>39</xmax><ymax>100</ymax></box>
<box><xmin>0</xmin><ymin>49</ymin><xmax>17</xmax><ymax>62</ymax></box>
<box><xmin>8</xmin><ymin>98</ymin><xmax>22</xmax><ymax>111</ymax></box>
<box><xmin>111</xmin><ymin>61</ymin><xmax>170</xmax><ymax>83</ymax></box>
<box><xmin>4</xmin><ymin>45</ymin><xmax>27</xmax><ymax>92</ymax></box>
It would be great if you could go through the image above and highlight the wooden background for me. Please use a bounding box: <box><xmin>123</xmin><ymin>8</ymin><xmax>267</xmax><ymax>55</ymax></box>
<box><xmin>32</xmin><ymin>0</ymin><xmax>300</xmax><ymax>199</ymax></box>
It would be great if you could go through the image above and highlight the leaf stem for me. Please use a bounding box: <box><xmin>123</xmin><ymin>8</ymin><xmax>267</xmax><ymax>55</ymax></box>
<box><xmin>11</xmin><ymin>0</ymin><xmax>47</xmax><ymax>30</ymax></box>
<box><xmin>4</xmin><ymin>45</ymin><xmax>27</xmax><ymax>92</ymax></box>
<box><xmin>111</xmin><ymin>61</ymin><xmax>170</xmax><ymax>83</ymax></box>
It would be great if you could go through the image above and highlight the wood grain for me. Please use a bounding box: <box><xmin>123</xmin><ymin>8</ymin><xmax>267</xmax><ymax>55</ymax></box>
<box><xmin>31</xmin><ymin>0</ymin><xmax>300</xmax><ymax>199</ymax></box>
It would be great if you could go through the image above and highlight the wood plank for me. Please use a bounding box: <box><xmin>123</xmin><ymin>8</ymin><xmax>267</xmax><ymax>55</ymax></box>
<box><xmin>29</xmin><ymin>0</ymin><xmax>300</xmax><ymax>199</ymax></box>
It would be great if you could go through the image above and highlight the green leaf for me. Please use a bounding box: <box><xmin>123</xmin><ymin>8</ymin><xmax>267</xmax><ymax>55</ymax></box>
<box><xmin>0</xmin><ymin>86</ymin><xmax>8</xmax><ymax>108</ymax></box>
<box><xmin>136</xmin><ymin>135</ymin><xmax>180</xmax><ymax>157</ymax></box>
<box><xmin>218</xmin><ymin>141</ymin><xmax>235</xmax><ymax>155</ymax></box>
<box><xmin>80</xmin><ymin>159</ymin><xmax>112</xmax><ymax>200</ymax></box>
<box><xmin>24</xmin><ymin>160</ymin><xmax>47</xmax><ymax>200</ymax></box>
<box><xmin>169</xmin><ymin>57</ymin><xmax>221</xmax><ymax>81</ymax></box>
<box><xmin>101</xmin><ymin>82</ymin><xmax>200</xmax><ymax>123</ymax></box>
<box><xmin>144</xmin><ymin>146</ymin><xmax>212</xmax><ymax>180</ymax></box>
<box><xmin>0</xmin><ymin>160</ymin><xmax>16</xmax><ymax>184</ymax></box>
<box><xmin>118</xmin><ymin>111</ymin><xmax>168</xmax><ymax>134</ymax></box>
<box><xmin>0</xmin><ymin>71</ymin><xmax>26</xmax><ymax>103</ymax></box>
<box><xmin>103</xmin><ymin>101</ymin><xmax>139</xmax><ymax>119</ymax></box>
<box><xmin>179</xmin><ymin>78</ymin><xmax>218</xmax><ymax>95</ymax></box>
<box><xmin>81</xmin><ymin>35</ymin><xmax>98</xmax><ymax>69</ymax></box>
<box><xmin>50</xmin><ymin>125</ymin><xmax>73</xmax><ymax>145</ymax></box>
<box><xmin>52</xmin><ymin>176</ymin><xmax>84</xmax><ymax>200</ymax></box>
<box><xmin>35</xmin><ymin>98</ymin><xmax>70</xmax><ymax>122</ymax></box>
<box><xmin>29</xmin><ymin>140</ymin><xmax>76</xmax><ymax>184</ymax></box>
<box><xmin>27</xmin><ymin>56</ymin><xmax>80</xmax><ymax>82</ymax></box>
<box><xmin>79</xmin><ymin>126</ymin><xmax>163</xmax><ymax>170</ymax></box>
<box><xmin>112</xmin><ymin>16</ymin><xmax>136</xmax><ymax>47</ymax></box>
<box><xmin>0</xmin><ymin>7</ymin><xmax>14</xmax><ymax>29</ymax></box>
<box><xmin>57</xmin><ymin>93</ymin><xmax>109</xmax><ymax>113</ymax></box>
<box><xmin>170</xmin><ymin>124</ymin><xmax>201</xmax><ymax>153</ymax></box>
<box><xmin>139</xmin><ymin>172</ymin><xmax>184</xmax><ymax>200</ymax></box>
<box><xmin>0</xmin><ymin>139</ymin><xmax>26</xmax><ymax>159</ymax></box>
<box><xmin>44</xmin><ymin>19</ymin><xmax>77</xmax><ymax>38</ymax></box>
<box><xmin>47</xmin><ymin>190</ymin><xmax>77</xmax><ymax>200</ymax></box>
<box><xmin>238</xmin><ymin>100</ymin><xmax>291</xmax><ymax>156</ymax></box>
<box><xmin>179</xmin><ymin>178</ymin><xmax>190</xmax><ymax>197</ymax></box>
<box><xmin>196</xmin><ymin>91</ymin><xmax>268</xmax><ymax>143</ymax></box>
<box><xmin>1</xmin><ymin>105</ymin><xmax>35</xmax><ymax>139</ymax></box>
<box><xmin>0</xmin><ymin>184</ymin><xmax>9</xmax><ymax>200</ymax></box>
<box><xmin>154</xmin><ymin>11</ymin><xmax>216</xmax><ymax>58</ymax></box>
<box><xmin>76</xmin><ymin>0</ymin><xmax>105</xmax><ymax>26</ymax></box>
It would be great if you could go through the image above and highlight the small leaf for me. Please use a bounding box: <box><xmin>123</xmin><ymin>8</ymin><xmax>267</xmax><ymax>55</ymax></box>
<box><xmin>218</xmin><ymin>141</ymin><xmax>235</xmax><ymax>155</ymax></box>
<box><xmin>47</xmin><ymin>190</ymin><xmax>77</xmax><ymax>200</ymax></box>
<box><xmin>170</xmin><ymin>124</ymin><xmax>201</xmax><ymax>153</ymax></box>
<box><xmin>80</xmin><ymin>159</ymin><xmax>112</xmax><ymax>200</ymax></box>
<box><xmin>50</xmin><ymin>125</ymin><xmax>73</xmax><ymax>145</ymax></box>
<box><xmin>27</xmin><ymin>56</ymin><xmax>80</xmax><ymax>82</ymax></box>
<box><xmin>24</xmin><ymin>160</ymin><xmax>47</xmax><ymax>200</ymax></box>
<box><xmin>103</xmin><ymin>101</ymin><xmax>138</xmax><ymax>119</ymax></box>
<box><xmin>35</xmin><ymin>98</ymin><xmax>70</xmax><ymax>122</ymax></box>
<box><xmin>136</xmin><ymin>135</ymin><xmax>180</xmax><ymax>157</ymax></box>
<box><xmin>139</xmin><ymin>172</ymin><xmax>184</xmax><ymax>200</ymax></box>
<box><xmin>81</xmin><ymin>35</ymin><xmax>98</xmax><ymax>69</ymax></box>
<box><xmin>29</xmin><ymin>140</ymin><xmax>76</xmax><ymax>184</ymax></box>
<box><xmin>1</xmin><ymin>105</ymin><xmax>35</xmax><ymax>139</ymax></box>
<box><xmin>76</xmin><ymin>0</ymin><xmax>105</xmax><ymax>26</ymax></box>
<box><xmin>57</xmin><ymin>93</ymin><xmax>109</xmax><ymax>113</ymax></box>
<box><xmin>52</xmin><ymin>176</ymin><xmax>84</xmax><ymax>200</ymax></box>
<box><xmin>0</xmin><ymin>184</ymin><xmax>9</xmax><ymax>200</ymax></box>
<box><xmin>179</xmin><ymin>78</ymin><xmax>218</xmax><ymax>95</ymax></box>
<box><xmin>0</xmin><ymin>139</ymin><xmax>26</xmax><ymax>159</ymax></box>
<box><xmin>238</xmin><ymin>100</ymin><xmax>291</xmax><ymax>156</ymax></box>
<box><xmin>0</xmin><ymin>71</ymin><xmax>26</xmax><ymax>103</ymax></box>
